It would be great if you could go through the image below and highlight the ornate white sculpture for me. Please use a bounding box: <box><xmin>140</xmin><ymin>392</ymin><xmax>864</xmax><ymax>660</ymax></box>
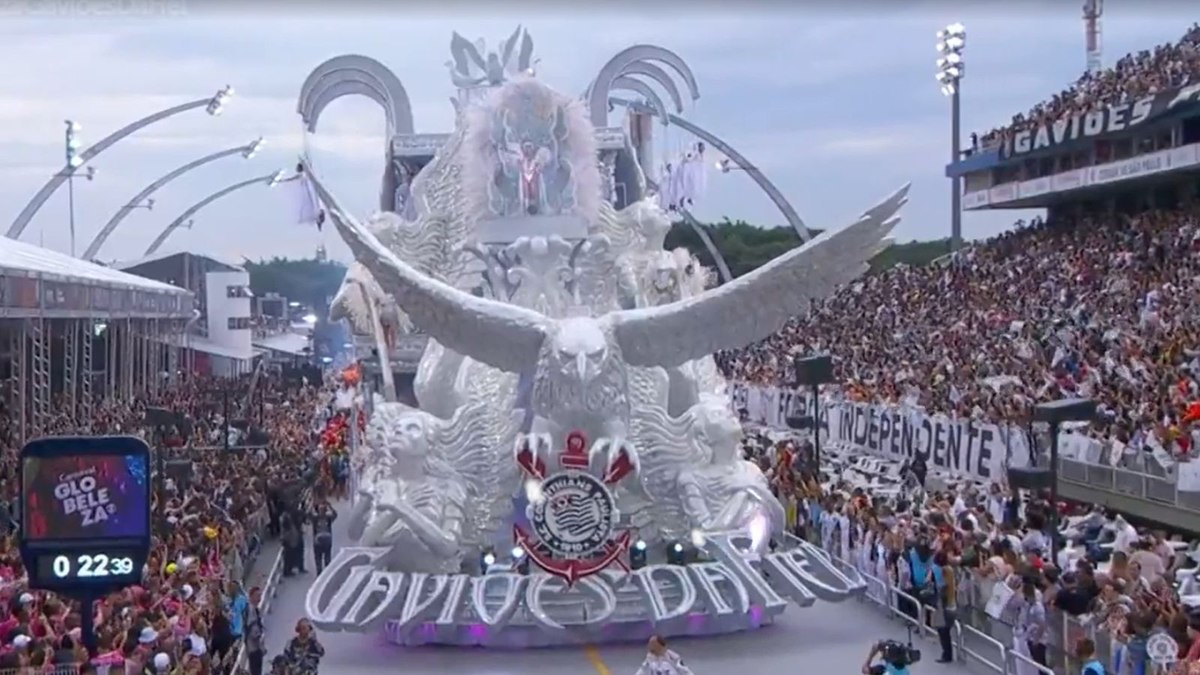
<box><xmin>308</xmin><ymin>52</ymin><xmax>906</xmax><ymax>646</ymax></box>
<box><xmin>349</xmin><ymin>396</ymin><xmax>518</xmax><ymax>573</ymax></box>
<box><xmin>633</xmin><ymin>396</ymin><xmax>786</xmax><ymax>544</ymax></box>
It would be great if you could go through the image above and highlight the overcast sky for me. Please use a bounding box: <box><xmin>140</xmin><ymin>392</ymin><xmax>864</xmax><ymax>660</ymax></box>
<box><xmin>0</xmin><ymin>4</ymin><xmax>1193</xmax><ymax>264</ymax></box>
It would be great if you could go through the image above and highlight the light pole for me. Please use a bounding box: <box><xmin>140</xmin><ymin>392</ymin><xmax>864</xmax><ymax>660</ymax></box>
<box><xmin>83</xmin><ymin>137</ymin><xmax>265</xmax><ymax>260</ymax></box>
<box><xmin>62</xmin><ymin>120</ymin><xmax>97</xmax><ymax>255</ymax></box>
<box><xmin>8</xmin><ymin>86</ymin><xmax>235</xmax><ymax>241</ymax></box>
<box><xmin>143</xmin><ymin>170</ymin><xmax>294</xmax><ymax>256</ymax></box>
<box><xmin>937</xmin><ymin>23</ymin><xmax>966</xmax><ymax>250</ymax></box>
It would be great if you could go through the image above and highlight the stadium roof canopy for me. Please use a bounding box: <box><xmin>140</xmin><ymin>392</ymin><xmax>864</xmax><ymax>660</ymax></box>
<box><xmin>1</xmin><ymin>236</ymin><xmax>188</xmax><ymax>295</ymax></box>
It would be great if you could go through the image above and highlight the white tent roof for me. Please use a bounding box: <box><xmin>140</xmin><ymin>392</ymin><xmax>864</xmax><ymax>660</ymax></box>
<box><xmin>0</xmin><ymin>237</ymin><xmax>188</xmax><ymax>295</ymax></box>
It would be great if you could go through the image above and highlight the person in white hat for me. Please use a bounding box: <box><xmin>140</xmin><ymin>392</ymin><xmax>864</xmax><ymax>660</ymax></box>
<box><xmin>153</xmin><ymin>652</ymin><xmax>171</xmax><ymax>672</ymax></box>
<box><xmin>10</xmin><ymin>634</ymin><xmax>31</xmax><ymax>651</ymax></box>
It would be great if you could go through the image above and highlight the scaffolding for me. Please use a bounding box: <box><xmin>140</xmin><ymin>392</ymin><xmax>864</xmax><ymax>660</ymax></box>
<box><xmin>0</xmin><ymin>318</ymin><xmax>194</xmax><ymax>445</ymax></box>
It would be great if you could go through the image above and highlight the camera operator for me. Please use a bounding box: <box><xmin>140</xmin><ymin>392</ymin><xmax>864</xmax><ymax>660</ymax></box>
<box><xmin>861</xmin><ymin>638</ymin><xmax>918</xmax><ymax>675</ymax></box>
<box><xmin>635</xmin><ymin>635</ymin><xmax>695</xmax><ymax>675</ymax></box>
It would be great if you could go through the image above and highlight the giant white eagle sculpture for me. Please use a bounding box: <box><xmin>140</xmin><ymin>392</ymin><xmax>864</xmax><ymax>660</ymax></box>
<box><xmin>328</xmin><ymin>183</ymin><xmax>909</xmax><ymax>475</ymax></box>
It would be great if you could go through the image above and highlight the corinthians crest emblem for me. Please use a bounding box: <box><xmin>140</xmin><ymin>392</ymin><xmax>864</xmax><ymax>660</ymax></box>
<box><xmin>514</xmin><ymin>431</ymin><xmax>635</xmax><ymax>584</ymax></box>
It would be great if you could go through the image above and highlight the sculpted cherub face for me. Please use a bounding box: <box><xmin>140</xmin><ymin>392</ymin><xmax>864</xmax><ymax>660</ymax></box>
<box><xmin>388</xmin><ymin>412</ymin><xmax>431</xmax><ymax>461</ymax></box>
<box><xmin>365</xmin><ymin>405</ymin><xmax>432</xmax><ymax>462</ymax></box>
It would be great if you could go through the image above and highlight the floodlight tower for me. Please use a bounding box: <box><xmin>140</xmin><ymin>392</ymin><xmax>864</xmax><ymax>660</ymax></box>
<box><xmin>936</xmin><ymin>22</ymin><xmax>966</xmax><ymax>250</ymax></box>
<box><xmin>1084</xmin><ymin>0</ymin><xmax>1104</xmax><ymax>75</ymax></box>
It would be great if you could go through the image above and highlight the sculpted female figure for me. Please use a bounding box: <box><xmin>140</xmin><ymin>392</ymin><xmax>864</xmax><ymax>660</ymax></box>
<box><xmin>675</xmin><ymin>398</ymin><xmax>787</xmax><ymax>536</ymax></box>
<box><xmin>349</xmin><ymin>402</ymin><xmax>469</xmax><ymax>574</ymax></box>
<box><xmin>631</xmin><ymin>393</ymin><xmax>786</xmax><ymax>546</ymax></box>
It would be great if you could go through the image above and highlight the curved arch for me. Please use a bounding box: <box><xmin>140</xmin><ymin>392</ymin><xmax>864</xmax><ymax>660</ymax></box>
<box><xmin>305</xmin><ymin>77</ymin><xmax>393</xmax><ymax>134</ymax></box>
<box><xmin>618</xmin><ymin>61</ymin><xmax>686</xmax><ymax>113</ymax></box>
<box><xmin>144</xmin><ymin>173</ymin><xmax>282</xmax><ymax>256</ymax></box>
<box><xmin>83</xmin><ymin>140</ymin><xmax>260</xmax><ymax>260</ymax></box>
<box><xmin>610</xmin><ymin>96</ymin><xmax>813</xmax><ymax>242</ymax></box>
<box><xmin>588</xmin><ymin>45</ymin><xmax>700</xmax><ymax>126</ymax></box>
<box><xmin>8</xmin><ymin>97</ymin><xmax>212</xmax><ymax>240</ymax></box>
<box><xmin>612</xmin><ymin>76</ymin><xmax>670</xmax><ymax>123</ymax></box>
<box><xmin>297</xmin><ymin>54</ymin><xmax>414</xmax><ymax>135</ymax></box>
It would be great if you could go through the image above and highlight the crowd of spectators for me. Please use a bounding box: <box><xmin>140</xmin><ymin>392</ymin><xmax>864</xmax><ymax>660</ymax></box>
<box><xmin>718</xmin><ymin>203</ymin><xmax>1200</xmax><ymax>463</ymax></box>
<box><xmin>0</xmin><ymin>372</ymin><xmax>328</xmax><ymax>674</ymax></box>
<box><xmin>974</xmin><ymin>23</ymin><xmax>1200</xmax><ymax>149</ymax></box>
<box><xmin>786</xmin><ymin>448</ymin><xmax>1200</xmax><ymax>674</ymax></box>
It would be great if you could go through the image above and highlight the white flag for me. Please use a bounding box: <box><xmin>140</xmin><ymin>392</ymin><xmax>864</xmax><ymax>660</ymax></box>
<box><xmin>291</xmin><ymin>173</ymin><xmax>321</xmax><ymax>225</ymax></box>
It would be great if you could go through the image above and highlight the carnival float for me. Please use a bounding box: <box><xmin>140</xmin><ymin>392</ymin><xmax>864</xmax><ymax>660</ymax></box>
<box><xmin>300</xmin><ymin>26</ymin><xmax>910</xmax><ymax>648</ymax></box>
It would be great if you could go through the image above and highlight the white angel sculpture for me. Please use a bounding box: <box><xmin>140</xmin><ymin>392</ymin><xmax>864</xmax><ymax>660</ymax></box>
<box><xmin>349</xmin><ymin>398</ymin><xmax>518</xmax><ymax>573</ymax></box>
<box><xmin>675</xmin><ymin>398</ymin><xmax>786</xmax><ymax>534</ymax></box>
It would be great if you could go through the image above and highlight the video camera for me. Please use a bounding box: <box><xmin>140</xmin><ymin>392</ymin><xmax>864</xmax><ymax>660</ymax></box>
<box><xmin>879</xmin><ymin>627</ymin><xmax>921</xmax><ymax>669</ymax></box>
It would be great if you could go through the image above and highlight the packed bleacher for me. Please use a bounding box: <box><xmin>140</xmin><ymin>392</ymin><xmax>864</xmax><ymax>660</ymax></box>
<box><xmin>735</xmin><ymin>422</ymin><xmax>1200</xmax><ymax>672</ymax></box>
<box><xmin>718</xmin><ymin>204</ymin><xmax>1200</xmax><ymax>463</ymax></box>
<box><xmin>0</xmin><ymin>373</ymin><xmax>330</xmax><ymax>673</ymax></box>
<box><xmin>974</xmin><ymin>23</ymin><xmax>1200</xmax><ymax>149</ymax></box>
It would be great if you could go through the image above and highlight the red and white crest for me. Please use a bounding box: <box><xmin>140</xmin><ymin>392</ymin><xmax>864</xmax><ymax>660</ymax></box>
<box><xmin>513</xmin><ymin>430</ymin><xmax>636</xmax><ymax>584</ymax></box>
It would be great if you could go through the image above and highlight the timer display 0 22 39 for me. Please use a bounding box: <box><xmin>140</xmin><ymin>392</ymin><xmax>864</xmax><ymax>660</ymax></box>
<box><xmin>19</xmin><ymin>436</ymin><xmax>152</xmax><ymax>595</ymax></box>
<box><xmin>35</xmin><ymin>550</ymin><xmax>140</xmax><ymax>583</ymax></box>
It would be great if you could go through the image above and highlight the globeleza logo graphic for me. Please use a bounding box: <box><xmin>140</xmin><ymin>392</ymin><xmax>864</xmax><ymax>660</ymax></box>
<box><xmin>514</xmin><ymin>430</ymin><xmax>634</xmax><ymax>584</ymax></box>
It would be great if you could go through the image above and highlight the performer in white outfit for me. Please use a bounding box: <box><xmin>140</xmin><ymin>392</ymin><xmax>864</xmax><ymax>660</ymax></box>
<box><xmin>636</xmin><ymin>635</ymin><xmax>696</xmax><ymax>675</ymax></box>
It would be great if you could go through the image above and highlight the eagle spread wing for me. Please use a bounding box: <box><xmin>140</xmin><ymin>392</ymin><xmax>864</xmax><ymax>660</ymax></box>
<box><xmin>608</xmin><ymin>184</ymin><xmax>909</xmax><ymax>369</ymax></box>
<box><xmin>315</xmin><ymin>158</ymin><xmax>550</xmax><ymax>375</ymax></box>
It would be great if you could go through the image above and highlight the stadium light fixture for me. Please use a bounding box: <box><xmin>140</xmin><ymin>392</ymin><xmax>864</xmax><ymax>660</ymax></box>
<box><xmin>65</xmin><ymin>120</ymin><xmax>83</xmax><ymax>168</ymax></box>
<box><xmin>242</xmin><ymin>136</ymin><xmax>265</xmax><ymax>159</ymax></box>
<box><xmin>206</xmin><ymin>85</ymin><xmax>235</xmax><ymax>116</ymax></box>
<box><xmin>936</xmin><ymin>22</ymin><xmax>966</xmax><ymax>97</ymax></box>
<box><xmin>936</xmin><ymin>21</ymin><xmax>966</xmax><ymax>251</ymax></box>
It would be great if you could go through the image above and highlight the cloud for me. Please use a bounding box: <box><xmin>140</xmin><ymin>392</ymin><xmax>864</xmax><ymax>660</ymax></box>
<box><xmin>0</xmin><ymin>10</ymin><xmax>1196</xmax><ymax>264</ymax></box>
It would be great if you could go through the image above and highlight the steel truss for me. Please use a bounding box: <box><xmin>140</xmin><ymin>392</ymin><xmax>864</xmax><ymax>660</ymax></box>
<box><xmin>29</xmin><ymin>318</ymin><xmax>50</xmax><ymax>437</ymax></box>
<box><xmin>81</xmin><ymin>320</ymin><xmax>93</xmax><ymax>432</ymax></box>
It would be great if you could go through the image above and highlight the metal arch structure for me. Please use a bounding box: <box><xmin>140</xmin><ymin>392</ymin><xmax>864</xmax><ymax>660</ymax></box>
<box><xmin>143</xmin><ymin>172</ymin><xmax>289</xmax><ymax>256</ymax></box>
<box><xmin>297</xmin><ymin>54</ymin><xmax>414</xmax><ymax>135</ymax></box>
<box><xmin>587</xmin><ymin>45</ymin><xmax>700</xmax><ymax>127</ymax></box>
<box><xmin>297</xmin><ymin>54</ymin><xmax>414</xmax><ymax>213</ymax></box>
<box><xmin>610</xmin><ymin>96</ymin><xmax>814</xmax><ymax>243</ymax></box>
<box><xmin>8</xmin><ymin>97</ymin><xmax>217</xmax><ymax>241</ymax></box>
<box><xmin>82</xmin><ymin>141</ymin><xmax>260</xmax><ymax>261</ymax></box>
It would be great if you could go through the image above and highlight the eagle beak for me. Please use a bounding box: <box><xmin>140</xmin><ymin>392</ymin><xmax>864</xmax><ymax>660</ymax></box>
<box><xmin>576</xmin><ymin>353</ymin><xmax>588</xmax><ymax>379</ymax></box>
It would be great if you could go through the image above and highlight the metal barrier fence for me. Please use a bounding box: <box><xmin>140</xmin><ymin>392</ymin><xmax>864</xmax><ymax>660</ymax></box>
<box><xmin>229</xmin><ymin>487</ymin><xmax>313</xmax><ymax>674</ymax></box>
<box><xmin>825</xmin><ymin>550</ymin><xmax>1121</xmax><ymax>675</ymax></box>
<box><xmin>1057</xmin><ymin>457</ymin><xmax>1200</xmax><ymax>512</ymax></box>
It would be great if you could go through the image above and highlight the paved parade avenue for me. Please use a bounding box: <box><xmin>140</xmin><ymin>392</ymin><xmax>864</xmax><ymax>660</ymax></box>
<box><xmin>258</xmin><ymin>503</ymin><xmax>976</xmax><ymax>674</ymax></box>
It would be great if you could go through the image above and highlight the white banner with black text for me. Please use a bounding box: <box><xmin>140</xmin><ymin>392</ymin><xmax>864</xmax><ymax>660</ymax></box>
<box><xmin>731</xmin><ymin>383</ymin><xmax>1028</xmax><ymax>483</ymax></box>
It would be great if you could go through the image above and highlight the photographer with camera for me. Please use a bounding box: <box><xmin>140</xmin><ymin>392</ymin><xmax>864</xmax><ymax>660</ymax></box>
<box><xmin>861</xmin><ymin>634</ymin><xmax>920</xmax><ymax>675</ymax></box>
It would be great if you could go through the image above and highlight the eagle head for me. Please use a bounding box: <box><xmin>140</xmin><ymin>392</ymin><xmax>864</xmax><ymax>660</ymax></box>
<box><xmin>549</xmin><ymin>317</ymin><xmax>609</xmax><ymax>383</ymax></box>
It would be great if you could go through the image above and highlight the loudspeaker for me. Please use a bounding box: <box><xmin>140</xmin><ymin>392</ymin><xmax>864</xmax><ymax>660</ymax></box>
<box><xmin>1007</xmin><ymin>467</ymin><xmax>1053</xmax><ymax>491</ymax></box>
<box><xmin>165</xmin><ymin>459</ymin><xmax>194</xmax><ymax>489</ymax></box>
<box><xmin>1033</xmin><ymin>398</ymin><xmax>1096</xmax><ymax>424</ymax></box>
<box><xmin>794</xmin><ymin>354</ymin><xmax>834</xmax><ymax>387</ymax></box>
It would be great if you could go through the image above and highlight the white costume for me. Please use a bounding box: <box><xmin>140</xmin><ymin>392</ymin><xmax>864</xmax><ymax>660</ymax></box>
<box><xmin>637</xmin><ymin>650</ymin><xmax>695</xmax><ymax>675</ymax></box>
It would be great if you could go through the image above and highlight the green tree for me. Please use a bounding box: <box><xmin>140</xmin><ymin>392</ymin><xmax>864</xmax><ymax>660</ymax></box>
<box><xmin>246</xmin><ymin>257</ymin><xmax>346</xmax><ymax>310</ymax></box>
<box><xmin>665</xmin><ymin>218</ymin><xmax>950</xmax><ymax>279</ymax></box>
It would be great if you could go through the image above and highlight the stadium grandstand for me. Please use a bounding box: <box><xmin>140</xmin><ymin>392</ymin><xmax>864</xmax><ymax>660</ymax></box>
<box><xmin>0</xmin><ymin>235</ymin><xmax>330</xmax><ymax>673</ymax></box>
<box><xmin>721</xmin><ymin>19</ymin><xmax>1200</xmax><ymax>675</ymax></box>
